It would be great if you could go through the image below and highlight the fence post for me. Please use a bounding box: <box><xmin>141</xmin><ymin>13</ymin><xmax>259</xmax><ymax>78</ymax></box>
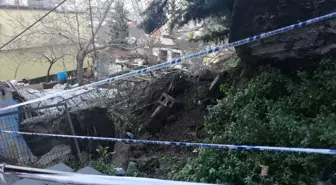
<box><xmin>64</xmin><ymin>104</ymin><xmax>83</xmax><ymax>164</ymax></box>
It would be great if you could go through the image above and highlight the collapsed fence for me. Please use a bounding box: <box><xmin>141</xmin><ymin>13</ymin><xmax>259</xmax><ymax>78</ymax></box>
<box><xmin>0</xmin><ymin>101</ymin><xmax>126</xmax><ymax>169</ymax></box>
<box><xmin>0</xmin><ymin>103</ymin><xmax>81</xmax><ymax>167</ymax></box>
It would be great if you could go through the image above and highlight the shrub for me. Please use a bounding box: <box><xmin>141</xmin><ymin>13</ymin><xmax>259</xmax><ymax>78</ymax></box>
<box><xmin>91</xmin><ymin>145</ymin><xmax>116</xmax><ymax>175</ymax></box>
<box><xmin>173</xmin><ymin>59</ymin><xmax>336</xmax><ymax>185</ymax></box>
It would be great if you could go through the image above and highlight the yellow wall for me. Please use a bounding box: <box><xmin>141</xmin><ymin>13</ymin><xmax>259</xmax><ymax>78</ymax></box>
<box><xmin>0</xmin><ymin>45</ymin><xmax>79</xmax><ymax>80</ymax></box>
<box><xmin>0</xmin><ymin>8</ymin><xmax>90</xmax><ymax>81</ymax></box>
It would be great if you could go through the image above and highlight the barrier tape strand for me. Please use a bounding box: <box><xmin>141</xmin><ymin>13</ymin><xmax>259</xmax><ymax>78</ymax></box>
<box><xmin>0</xmin><ymin>130</ymin><xmax>335</xmax><ymax>155</ymax></box>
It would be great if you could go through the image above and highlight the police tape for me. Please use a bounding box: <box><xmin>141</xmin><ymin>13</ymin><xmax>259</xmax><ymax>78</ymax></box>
<box><xmin>0</xmin><ymin>12</ymin><xmax>335</xmax><ymax>112</ymax></box>
<box><xmin>0</xmin><ymin>130</ymin><xmax>335</xmax><ymax>155</ymax></box>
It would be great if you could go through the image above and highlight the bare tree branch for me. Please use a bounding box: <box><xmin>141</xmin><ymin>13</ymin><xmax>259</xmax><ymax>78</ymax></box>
<box><xmin>83</xmin><ymin>0</ymin><xmax>114</xmax><ymax>52</ymax></box>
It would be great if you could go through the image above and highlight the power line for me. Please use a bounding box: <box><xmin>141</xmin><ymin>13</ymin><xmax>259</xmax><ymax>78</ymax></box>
<box><xmin>0</xmin><ymin>0</ymin><xmax>68</xmax><ymax>50</ymax></box>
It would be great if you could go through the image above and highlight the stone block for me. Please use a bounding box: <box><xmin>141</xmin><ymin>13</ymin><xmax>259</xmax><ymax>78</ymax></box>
<box><xmin>76</xmin><ymin>166</ymin><xmax>102</xmax><ymax>175</ymax></box>
<box><xmin>158</xmin><ymin>93</ymin><xmax>175</xmax><ymax>108</ymax></box>
<box><xmin>11</xmin><ymin>179</ymin><xmax>45</xmax><ymax>185</ymax></box>
<box><xmin>46</xmin><ymin>163</ymin><xmax>73</xmax><ymax>172</ymax></box>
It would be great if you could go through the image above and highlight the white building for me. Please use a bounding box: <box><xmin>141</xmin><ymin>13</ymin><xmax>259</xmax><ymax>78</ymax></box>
<box><xmin>28</xmin><ymin>0</ymin><xmax>61</xmax><ymax>8</ymax></box>
<box><xmin>0</xmin><ymin>0</ymin><xmax>28</xmax><ymax>6</ymax></box>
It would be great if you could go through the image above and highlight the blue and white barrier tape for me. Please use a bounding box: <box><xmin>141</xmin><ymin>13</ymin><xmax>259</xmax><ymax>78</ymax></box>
<box><xmin>0</xmin><ymin>12</ymin><xmax>335</xmax><ymax>111</ymax></box>
<box><xmin>0</xmin><ymin>130</ymin><xmax>335</xmax><ymax>155</ymax></box>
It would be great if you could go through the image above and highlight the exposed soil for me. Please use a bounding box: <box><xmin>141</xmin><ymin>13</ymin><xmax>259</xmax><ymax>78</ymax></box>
<box><xmin>130</xmin><ymin>71</ymin><xmax>215</xmax><ymax>140</ymax></box>
<box><xmin>123</xmin><ymin>69</ymin><xmax>224</xmax><ymax>178</ymax></box>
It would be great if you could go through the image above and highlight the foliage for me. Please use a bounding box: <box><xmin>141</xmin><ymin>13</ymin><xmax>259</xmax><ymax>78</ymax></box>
<box><xmin>172</xmin><ymin>59</ymin><xmax>336</xmax><ymax>184</ymax></box>
<box><xmin>108</xmin><ymin>0</ymin><xmax>129</xmax><ymax>45</ymax></box>
<box><xmin>91</xmin><ymin>145</ymin><xmax>117</xmax><ymax>175</ymax></box>
<box><xmin>226</xmin><ymin>55</ymin><xmax>240</xmax><ymax>68</ymax></box>
<box><xmin>140</xmin><ymin>0</ymin><xmax>233</xmax><ymax>41</ymax></box>
<box><xmin>126</xmin><ymin>163</ymin><xmax>140</xmax><ymax>176</ymax></box>
<box><xmin>64</xmin><ymin>145</ymin><xmax>144</xmax><ymax>177</ymax></box>
<box><xmin>63</xmin><ymin>156</ymin><xmax>82</xmax><ymax>171</ymax></box>
<box><xmin>166</xmin><ymin>155</ymin><xmax>193</xmax><ymax>179</ymax></box>
<box><xmin>139</xmin><ymin>0</ymin><xmax>168</xmax><ymax>34</ymax></box>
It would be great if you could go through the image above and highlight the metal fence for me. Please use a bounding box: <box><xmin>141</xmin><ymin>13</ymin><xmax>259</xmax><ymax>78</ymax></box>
<box><xmin>0</xmin><ymin>103</ymin><xmax>81</xmax><ymax>168</ymax></box>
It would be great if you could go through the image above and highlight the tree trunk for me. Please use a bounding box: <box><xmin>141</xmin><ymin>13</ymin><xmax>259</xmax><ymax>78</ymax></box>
<box><xmin>46</xmin><ymin>62</ymin><xmax>54</xmax><ymax>82</ymax></box>
<box><xmin>13</xmin><ymin>66</ymin><xmax>20</xmax><ymax>79</ymax></box>
<box><xmin>76</xmin><ymin>50</ymin><xmax>86</xmax><ymax>85</ymax></box>
<box><xmin>75</xmin><ymin>0</ymin><xmax>114</xmax><ymax>86</ymax></box>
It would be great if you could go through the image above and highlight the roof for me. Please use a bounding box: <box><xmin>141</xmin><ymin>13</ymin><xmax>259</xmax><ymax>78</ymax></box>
<box><xmin>0</xmin><ymin>5</ymin><xmax>82</xmax><ymax>13</ymax></box>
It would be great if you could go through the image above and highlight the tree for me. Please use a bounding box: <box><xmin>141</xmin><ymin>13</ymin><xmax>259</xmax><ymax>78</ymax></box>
<box><xmin>70</xmin><ymin>0</ymin><xmax>135</xmax><ymax>84</ymax></box>
<box><xmin>74</xmin><ymin>0</ymin><xmax>115</xmax><ymax>84</ymax></box>
<box><xmin>140</xmin><ymin>0</ymin><xmax>234</xmax><ymax>42</ymax></box>
<box><xmin>2</xmin><ymin>49</ymin><xmax>27</xmax><ymax>79</ymax></box>
<box><xmin>33</xmin><ymin>43</ymin><xmax>75</xmax><ymax>82</ymax></box>
<box><xmin>108</xmin><ymin>0</ymin><xmax>129</xmax><ymax>45</ymax></box>
<box><xmin>0</xmin><ymin>4</ymin><xmax>81</xmax><ymax>80</ymax></box>
<box><xmin>139</xmin><ymin>0</ymin><xmax>168</xmax><ymax>34</ymax></box>
<box><xmin>0</xmin><ymin>0</ymin><xmax>137</xmax><ymax>84</ymax></box>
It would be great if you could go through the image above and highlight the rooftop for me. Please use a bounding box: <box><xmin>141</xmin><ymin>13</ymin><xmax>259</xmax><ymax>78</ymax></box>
<box><xmin>0</xmin><ymin>5</ymin><xmax>80</xmax><ymax>13</ymax></box>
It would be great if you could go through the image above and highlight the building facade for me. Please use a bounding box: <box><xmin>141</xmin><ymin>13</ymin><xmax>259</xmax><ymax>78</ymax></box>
<box><xmin>0</xmin><ymin>6</ymin><xmax>90</xmax><ymax>81</ymax></box>
<box><xmin>28</xmin><ymin>0</ymin><xmax>60</xmax><ymax>8</ymax></box>
<box><xmin>0</xmin><ymin>0</ymin><xmax>61</xmax><ymax>7</ymax></box>
<box><xmin>0</xmin><ymin>0</ymin><xmax>27</xmax><ymax>6</ymax></box>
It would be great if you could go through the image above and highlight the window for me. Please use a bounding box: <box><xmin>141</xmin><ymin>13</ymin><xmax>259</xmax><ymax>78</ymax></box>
<box><xmin>159</xmin><ymin>49</ymin><xmax>168</xmax><ymax>61</ymax></box>
<box><xmin>172</xmin><ymin>52</ymin><xmax>181</xmax><ymax>59</ymax></box>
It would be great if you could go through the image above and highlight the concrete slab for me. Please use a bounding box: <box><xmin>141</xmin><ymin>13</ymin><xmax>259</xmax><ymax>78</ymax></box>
<box><xmin>76</xmin><ymin>166</ymin><xmax>102</xmax><ymax>175</ymax></box>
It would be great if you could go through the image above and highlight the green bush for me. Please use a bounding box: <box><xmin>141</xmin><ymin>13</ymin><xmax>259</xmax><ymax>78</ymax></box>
<box><xmin>173</xmin><ymin>60</ymin><xmax>336</xmax><ymax>185</ymax></box>
<box><xmin>91</xmin><ymin>145</ymin><xmax>116</xmax><ymax>175</ymax></box>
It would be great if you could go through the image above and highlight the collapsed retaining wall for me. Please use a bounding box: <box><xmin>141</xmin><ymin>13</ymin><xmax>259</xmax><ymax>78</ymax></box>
<box><xmin>230</xmin><ymin>0</ymin><xmax>336</xmax><ymax>67</ymax></box>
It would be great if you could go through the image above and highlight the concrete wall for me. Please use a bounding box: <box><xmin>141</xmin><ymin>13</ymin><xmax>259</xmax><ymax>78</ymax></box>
<box><xmin>0</xmin><ymin>7</ymin><xmax>90</xmax><ymax>81</ymax></box>
<box><xmin>152</xmin><ymin>47</ymin><xmax>182</xmax><ymax>61</ymax></box>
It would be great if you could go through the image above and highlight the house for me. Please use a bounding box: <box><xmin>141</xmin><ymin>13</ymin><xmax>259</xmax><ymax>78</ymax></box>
<box><xmin>0</xmin><ymin>0</ymin><xmax>61</xmax><ymax>8</ymax></box>
<box><xmin>28</xmin><ymin>0</ymin><xmax>61</xmax><ymax>8</ymax></box>
<box><xmin>0</xmin><ymin>5</ymin><xmax>91</xmax><ymax>81</ymax></box>
<box><xmin>140</xmin><ymin>0</ymin><xmax>236</xmax><ymax>67</ymax></box>
<box><xmin>0</xmin><ymin>0</ymin><xmax>28</xmax><ymax>6</ymax></box>
<box><xmin>94</xmin><ymin>20</ymin><xmax>202</xmax><ymax>79</ymax></box>
<box><xmin>94</xmin><ymin>21</ymin><xmax>148</xmax><ymax>79</ymax></box>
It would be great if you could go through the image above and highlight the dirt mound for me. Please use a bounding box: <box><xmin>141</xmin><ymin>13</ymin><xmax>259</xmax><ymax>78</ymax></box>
<box><xmin>130</xmin><ymin>70</ymin><xmax>219</xmax><ymax>139</ymax></box>
<box><xmin>115</xmin><ymin>69</ymin><xmax>225</xmax><ymax>177</ymax></box>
